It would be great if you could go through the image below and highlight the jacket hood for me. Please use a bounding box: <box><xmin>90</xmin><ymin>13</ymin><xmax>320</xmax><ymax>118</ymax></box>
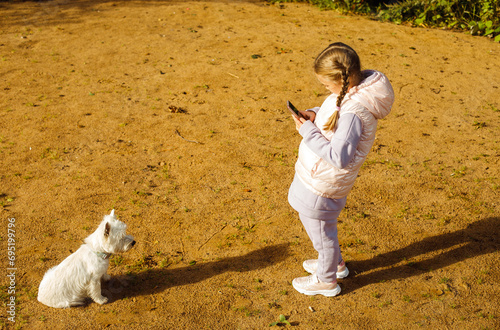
<box><xmin>345</xmin><ymin>70</ymin><xmax>394</xmax><ymax>120</ymax></box>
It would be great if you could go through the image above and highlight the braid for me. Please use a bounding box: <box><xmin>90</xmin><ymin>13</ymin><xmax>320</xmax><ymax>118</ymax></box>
<box><xmin>323</xmin><ymin>68</ymin><xmax>350</xmax><ymax>131</ymax></box>
<box><xmin>337</xmin><ymin>69</ymin><xmax>350</xmax><ymax>107</ymax></box>
<box><xmin>314</xmin><ymin>42</ymin><xmax>362</xmax><ymax>132</ymax></box>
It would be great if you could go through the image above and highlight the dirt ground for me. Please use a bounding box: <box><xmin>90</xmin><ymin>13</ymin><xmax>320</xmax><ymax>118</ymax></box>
<box><xmin>0</xmin><ymin>0</ymin><xmax>499</xmax><ymax>329</ymax></box>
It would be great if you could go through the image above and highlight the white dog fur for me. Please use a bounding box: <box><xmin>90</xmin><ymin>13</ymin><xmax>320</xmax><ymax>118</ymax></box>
<box><xmin>38</xmin><ymin>210</ymin><xmax>135</xmax><ymax>308</ymax></box>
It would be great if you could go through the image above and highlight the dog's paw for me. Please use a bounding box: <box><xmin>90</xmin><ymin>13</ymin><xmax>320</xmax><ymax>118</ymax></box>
<box><xmin>95</xmin><ymin>296</ymin><xmax>108</xmax><ymax>305</ymax></box>
<box><xmin>102</xmin><ymin>274</ymin><xmax>111</xmax><ymax>281</ymax></box>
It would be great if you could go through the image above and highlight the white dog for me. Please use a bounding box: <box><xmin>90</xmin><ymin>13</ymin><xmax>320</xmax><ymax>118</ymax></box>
<box><xmin>38</xmin><ymin>210</ymin><xmax>135</xmax><ymax>308</ymax></box>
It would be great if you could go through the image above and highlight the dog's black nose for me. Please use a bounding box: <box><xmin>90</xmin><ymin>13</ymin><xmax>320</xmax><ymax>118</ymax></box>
<box><xmin>131</xmin><ymin>240</ymin><xmax>136</xmax><ymax>247</ymax></box>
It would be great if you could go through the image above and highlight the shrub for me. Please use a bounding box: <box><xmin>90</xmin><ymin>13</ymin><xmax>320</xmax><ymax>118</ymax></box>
<box><xmin>269</xmin><ymin>0</ymin><xmax>500</xmax><ymax>41</ymax></box>
<box><xmin>378</xmin><ymin>0</ymin><xmax>500</xmax><ymax>41</ymax></box>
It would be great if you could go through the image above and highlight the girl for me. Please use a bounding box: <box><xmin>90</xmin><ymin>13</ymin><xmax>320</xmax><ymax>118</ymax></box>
<box><xmin>288</xmin><ymin>42</ymin><xmax>394</xmax><ymax>297</ymax></box>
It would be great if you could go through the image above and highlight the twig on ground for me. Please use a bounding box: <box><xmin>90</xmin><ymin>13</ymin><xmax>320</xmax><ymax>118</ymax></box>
<box><xmin>198</xmin><ymin>224</ymin><xmax>228</xmax><ymax>250</ymax></box>
<box><xmin>175</xmin><ymin>129</ymin><xmax>200</xmax><ymax>144</ymax></box>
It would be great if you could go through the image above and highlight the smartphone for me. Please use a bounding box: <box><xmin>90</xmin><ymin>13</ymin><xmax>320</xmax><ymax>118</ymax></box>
<box><xmin>287</xmin><ymin>100</ymin><xmax>304</xmax><ymax>118</ymax></box>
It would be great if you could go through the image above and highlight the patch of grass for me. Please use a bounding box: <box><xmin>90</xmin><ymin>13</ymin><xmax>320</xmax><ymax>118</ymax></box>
<box><xmin>133</xmin><ymin>190</ymin><xmax>151</xmax><ymax>197</ymax></box>
<box><xmin>23</xmin><ymin>287</ymin><xmax>37</xmax><ymax>300</ymax></box>
<box><xmin>127</xmin><ymin>255</ymin><xmax>157</xmax><ymax>271</ymax></box>
<box><xmin>395</xmin><ymin>205</ymin><xmax>409</xmax><ymax>219</ymax></box>
<box><xmin>0</xmin><ymin>196</ymin><xmax>14</xmax><ymax>208</ymax></box>
<box><xmin>110</xmin><ymin>255</ymin><xmax>124</xmax><ymax>266</ymax></box>
<box><xmin>159</xmin><ymin>258</ymin><xmax>171</xmax><ymax>268</ymax></box>
<box><xmin>232</xmin><ymin>306</ymin><xmax>261</xmax><ymax>317</ymax></box>
<box><xmin>451</xmin><ymin>166</ymin><xmax>467</xmax><ymax>178</ymax></box>
<box><xmin>480</xmin><ymin>269</ymin><xmax>490</xmax><ymax>275</ymax></box>
<box><xmin>270</xmin><ymin>314</ymin><xmax>291</xmax><ymax>327</ymax></box>
<box><xmin>380</xmin><ymin>300</ymin><xmax>393</xmax><ymax>307</ymax></box>
<box><xmin>268</xmin><ymin>301</ymin><xmax>282</xmax><ymax>309</ymax></box>
<box><xmin>436</xmin><ymin>217</ymin><xmax>451</xmax><ymax>226</ymax></box>
<box><xmin>472</xmin><ymin>121</ymin><xmax>487</xmax><ymax>129</ymax></box>
<box><xmin>41</xmin><ymin>148</ymin><xmax>62</xmax><ymax>161</ymax></box>
<box><xmin>439</xmin><ymin>277</ymin><xmax>451</xmax><ymax>284</ymax></box>
<box><xmin>423</xmin><ymin>212</ymin><xmax>436</xmax><ymax>220</ymax></box>
<box><xmin>0</xmin><ymin>286</ymin><xmax>8</xmax><ymax>301</ymax></box>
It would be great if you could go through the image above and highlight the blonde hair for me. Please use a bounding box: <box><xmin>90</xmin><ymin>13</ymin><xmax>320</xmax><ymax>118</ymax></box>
<box><xmin>314</xmin><ymin>43</ymin><xmax>362</xmax><ymax>131</ymax></box>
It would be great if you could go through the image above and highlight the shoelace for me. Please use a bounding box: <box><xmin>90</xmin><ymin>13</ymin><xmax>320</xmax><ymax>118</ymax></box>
<box><xmin>308</xmin><ymin>273</ymin><xmax>320</xmax><ymax>284</ymax></box>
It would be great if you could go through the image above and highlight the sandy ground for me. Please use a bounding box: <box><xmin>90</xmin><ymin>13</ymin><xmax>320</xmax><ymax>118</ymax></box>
<box><xmin>0</xmin><ymin>0</ymin><xmax>499</xmax><ymax>329</ymax></box>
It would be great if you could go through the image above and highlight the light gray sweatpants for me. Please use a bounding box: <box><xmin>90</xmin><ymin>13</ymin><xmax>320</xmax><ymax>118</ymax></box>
<box><xmin>300</xmin><ymin>214</ymin><xmax>343</xmax><ymax>283</ymax></box>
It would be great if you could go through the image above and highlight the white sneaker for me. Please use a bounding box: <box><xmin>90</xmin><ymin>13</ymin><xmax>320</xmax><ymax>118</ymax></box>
<box><xmin>292</xmin><ymin>273</ymin><xmax>341</xmax><ymax>297</ymax></box>
<box><xmin>303</xmin><ymin>259</ymin><xmax>349</xmax><ymax>279</ymax></box>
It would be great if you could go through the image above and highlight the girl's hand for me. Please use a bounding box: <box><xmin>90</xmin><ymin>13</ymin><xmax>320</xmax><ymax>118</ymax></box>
<box><xmin>292</xmin><ymin>111</ymin><xmax>315</xmax><ymax>131</ymax></box>
<box><xmin>293</xmin><ymin>114</ymin><xmax>308</xmax><ymax>131</ymax></box>
<box><xmin>300</xmin><ymin>110</ymin><xmax>316</xmax><ymax>122</ymax></box>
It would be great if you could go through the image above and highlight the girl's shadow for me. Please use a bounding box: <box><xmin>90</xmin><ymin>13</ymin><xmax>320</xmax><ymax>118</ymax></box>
<box><xmin>341</xmin><ymin>216</ymin><xmax>500</xmax><ymax>292</ymax></box>
<box><xmin>104</xmin><ymin>243</ymin><xmax>290</xmax><ymax>301</ymax></box>
<box><xmin>104</xmin><ymin>217</ymin><xmax>499</xmax><ymax>299</ymax></box>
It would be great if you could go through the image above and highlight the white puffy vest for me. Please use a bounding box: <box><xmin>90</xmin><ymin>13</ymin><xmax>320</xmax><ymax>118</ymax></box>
<box><xmin>295</xmin><ymin>70</ymin><xmax>394</xmax><ymax>199</ymax></box>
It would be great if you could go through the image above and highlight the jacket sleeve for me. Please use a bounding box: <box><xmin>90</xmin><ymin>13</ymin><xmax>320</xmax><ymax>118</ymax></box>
<box><xmin>299</xmin><ymin>113</ymin><xmax>362</xmax><ymax>169</ymax></box>
<box><xmin>306</xmin><ymin>106</ymin><xmax>321</xmax><ymax>114</ymax></box>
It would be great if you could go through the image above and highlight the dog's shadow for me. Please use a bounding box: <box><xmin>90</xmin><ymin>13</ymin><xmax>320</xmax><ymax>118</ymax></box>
<box><xmin>103</xmin><ymin>243</ymin><xmax>290</xmax><ymax>301</ymax></box>
<box><xmin>341</xmin><ymin>216</ymin><xmax>500</xmax><ymax>293</ymax></box>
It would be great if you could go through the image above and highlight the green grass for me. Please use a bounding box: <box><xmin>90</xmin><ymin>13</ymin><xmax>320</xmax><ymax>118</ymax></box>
<box><xmin>269</xmin><ymin>0</ymin><xmax>500</xmax><ymax>42</ymax></box>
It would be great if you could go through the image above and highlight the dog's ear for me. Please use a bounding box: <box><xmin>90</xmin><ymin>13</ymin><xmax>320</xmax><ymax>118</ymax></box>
<box><xmin>110</xmin><ymin>209</ymin><xmax>115</xmax><ymax>217</ymax></box>
<box><xmin>104</xmin><ymin>222</ymin><xmax>110</xmax><ymax>238</ymax></box>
